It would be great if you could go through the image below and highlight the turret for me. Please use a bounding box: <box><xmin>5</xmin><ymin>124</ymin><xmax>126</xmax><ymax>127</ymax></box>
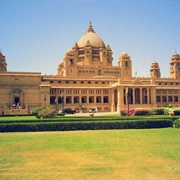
<box><xmin>170</xmin><ymin>52</ymin><xmax>180</xmax><ymax>79</ymax></box>
<box><xmin>150</xmin><ymin>61</ymin><xmax>161</xmax><ymax>78</ymax></box>
<box><xmin>84</xmin><ymin>40</ymin><xmax>92</xmax><ymax>65</ymax></box>
<box><xmin>107</xmin><ymin>45</ymin><xmax>113</xmax><ymax>66</ymax></box>
<box><xmin>0</xmin><ymin>51</ymin><xmax>7</xmax><ymax>72</ymax></box>
<box><xmin>64</xmin><ymin>49</ymin><xmax>77</xmax><ymax>77</ymax></box>
<box><xmin>118</xmin><ymin>52</ymin><xmax>132</xmax><ymax>78</ymax></box>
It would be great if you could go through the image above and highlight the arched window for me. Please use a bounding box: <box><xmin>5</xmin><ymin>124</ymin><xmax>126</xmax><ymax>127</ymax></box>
<box><xmin>69</xmin><ymin>59</ymin><xmax>74</xmax><ymax>64</ymax></box>
<box><xmin>98</xmin><ymin>70</ymin><xmax>102</xmax><ymax>75</ymax></box>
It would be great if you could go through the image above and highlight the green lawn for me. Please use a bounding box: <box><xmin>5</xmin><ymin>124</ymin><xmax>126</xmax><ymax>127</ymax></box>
<box><xmin>0</xmin><ymin>128</ymin><xmax>179</xmax><ymax>180</ymax></box>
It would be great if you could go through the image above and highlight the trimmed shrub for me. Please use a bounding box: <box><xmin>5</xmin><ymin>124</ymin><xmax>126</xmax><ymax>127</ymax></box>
<box><xmin>173</xmin><ymin>109</ymin><xmax>180</xmax><ymax>116</ymax></box>
<box><xmin>0</xmin><ymin>119</ymin><xmax>173</xmax><ymax>132</ymax></box>
<box><xmin>152</xmin><ymin>108</ymin><xmax>164</xmax><ymax>115</ymax></box>
<box><xmin>120</xmin><ymin>110</ymin><xmax>127</xmax><ymax>116</ymax></box>
<box><xmin>134</xmin><ymin>110</ymin><xmax>151</xmax><ymax>116</ymax></box>
<box><xmin>57</xmin><ymin>112</ymin><xmax>65</xmax><ymax>116</ymax></box>
<box><xmin>173</xmin><ymin>119</ymin><xmax>180</xmax><ymax>128</ymax></box>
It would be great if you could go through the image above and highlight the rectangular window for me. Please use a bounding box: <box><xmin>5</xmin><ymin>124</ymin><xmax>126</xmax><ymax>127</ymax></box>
<box><xmin>174</xmin><ymin>96</ymin><xmax>179</xmax><ymax>102</ymax></box>
<box><xmin>162</xmin><ymin>96</ymin><xmax>167</xmax><ymax>102</ymax></box>
<box><xmin>96</xmin><ymin>96</ymin><xmax>101</xmax><ymax>103</ymax></box>
<box><xmin>89</xmin><ymin>96</ymin><xmax>94</xmax><ymax>103</ymax></box>
<box><xmin>168</xmin><ymin>96</ymin><xmax>173</xmax><ymax>102</ymax></box>
<box><xmin>50</xmin><ymin>96</ymin><xmax>56</xmax><ymax>104</ymax></box>
<box><xmin>103</xmin><ymin>96</ymin><xmax>109</xmax><ymax>103</ymax></box>
<box><xmin>156</xmin><ymin>96</ymin><xmax>161</xmax><ymax>103</ymax></box>
<box><xmin>66</xmin><ymin>96</ymin><xmax>71</xmax><ymax>104</ymax></box>
<box><xmin>82</xmin><ymin>96</ymin><xmax>87</xmax><ymax>103</ymax></box>
<box><xmin>74</xmin><ymin>96</ymin><xmax>79</xmax><ymax>103</ymax></box>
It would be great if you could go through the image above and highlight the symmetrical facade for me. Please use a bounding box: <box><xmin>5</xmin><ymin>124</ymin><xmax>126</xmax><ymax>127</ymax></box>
<box><xmin>0</xmin><ymin>23</ymin><xmax>180</xmax><ymax>115</ymax></box>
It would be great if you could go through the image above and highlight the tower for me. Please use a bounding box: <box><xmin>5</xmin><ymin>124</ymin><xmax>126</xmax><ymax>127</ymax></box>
<box><xmin>118</xmin><ymin>52</ymin><xmax>132</xmax><ymax>78</ymax></box>
<box><xmin>170</xmin><ymin>52</ymin><xmax>180</xmax><ymax>79</ymax></box>
<box><xmin>0</xmin><ymin>51</ymin><xmax>7</xmax><ymax>72</ymax></box>
<box><xmin>150</xmin><ymin>61</ymin><xmax>161</xmax><ymax>78</ymax></box>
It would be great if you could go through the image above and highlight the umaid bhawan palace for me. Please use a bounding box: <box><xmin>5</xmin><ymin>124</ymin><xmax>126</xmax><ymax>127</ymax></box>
<box><xmin>0</xmin><ymin>22</ymin><xmax>180</xmax><ymax>115</ymax></box>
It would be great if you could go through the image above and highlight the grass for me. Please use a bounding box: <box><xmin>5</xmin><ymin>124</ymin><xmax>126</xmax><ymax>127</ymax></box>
<box><xmin>0</xmin><ymin>128</ymin><xmax>179</xmax><ymax>180</ymax></box>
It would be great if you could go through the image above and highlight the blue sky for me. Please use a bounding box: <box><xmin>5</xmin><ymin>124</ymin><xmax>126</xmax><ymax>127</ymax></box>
<box><xmin>0</xmin><ymin>0</ymin><xmax>180</xmax><ymax>77</ymax></box>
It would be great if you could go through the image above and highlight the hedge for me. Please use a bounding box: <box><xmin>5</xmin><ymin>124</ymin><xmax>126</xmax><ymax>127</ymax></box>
<box><xmin>173</xmin><ymin>119</ymin><xmax>180</xmax><ymax>128</ymax></box>
<box><xmin>0</xmin><ymin>119</ymin><xmax>173</xmax><ymax>132</ymax></box>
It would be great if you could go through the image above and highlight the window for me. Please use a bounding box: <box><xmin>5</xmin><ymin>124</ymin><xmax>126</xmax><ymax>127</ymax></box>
<box><xmin>82</xmin><ymin>90</ymin><xmax>87</xmax><ymax>94</ymax></box>
<box><xmin>50</xmin><ymin>96</ymin><xmax>56</xmax><ymax>104</ymax></box>
<box><xmin>98</xmin><ymin>70</ymin><xmax>102</xmax><ymax>75</ymax></box>
<box><xmin>50</xmin><ymin>81</ymin><xmax>53</xmax><ymax>84</ymax></box>
<box><xmin>66</xmin><ymin>81</ymin><xmax>69</xmax><ymax>84</ymax></box>
<box><xmin>74</xmin><ymin>96</ymin><xmax>79</xmax><ymax>103</ymax></box>
<box><xmin>82</xmin><ymin>96</ymin><xmax>87</xmax><ymax>103</ymax></box>
<box><xmin>156</xmin><ymin>89</ymin><xmax>161</xmax><ymax>94</ymax></box>
<box><xmin>162</xmin><ymin>96</ymin><xmax>167</xmax><ymax>102</ymax></box>
<box><xmin>96</xmin><ymin>96</ymin><xmax>101</xmax><ymax>103</ymax></box>
<box><xmin>156</xmin><ymin>96</ymin><xmax>161</xmax><ymax>103</ymax></box>
<box><xmin>125</xmin><ymin>62</ymin><xmax>128</xmax><ymax>67</ymax></box>
<box><xmin>14</xmin><ymin>97</ymin><xmax>20</xmax><ymax>104</ymax></box>
<box><xmin>174</xmin><ymin>96</ymin><xmax>179</xmax><ymax>102</ymax></box>
<box><xmin>69</xmin><ymin>59</ymin><xmax>74</xmax><ymax>64</ymax></box>
<box><xmin>58</xmin><ymin>97</ymin><xmax>63</xmax><ymax>104</ymax></box>
<box><xmin>89</xmin><ymin>90</ymin><xmax>94</xmax><ymax>94</ymax></box>
<box><xmin>89</xmin><ymin>96</ymin><xmax>94</xmax><ymax>103</ymax></box>
<box><xmin>66</xmin><ymin>96</ymin><xmax>71</xmax><ymax>103</ymax></box>
<box><xmin>58</xmin><ymin>81</ymin><xmax>61</xmax><ymax>83</ymax></box>
<box><xmin>103</xmin><ymin>96</ymin><xmax>109</xmax><ymax>103</ymax></box>
<box><xmin>168</xmin><ymin>96</ymin><xmax>173</xmax><ymax>102</ymax></box>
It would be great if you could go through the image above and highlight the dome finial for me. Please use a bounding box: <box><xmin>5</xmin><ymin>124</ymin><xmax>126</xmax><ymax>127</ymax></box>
<box><xmin>87</xmin><ymin>21</ymin><xmax>95</xmax><ymax>33</ymax></box>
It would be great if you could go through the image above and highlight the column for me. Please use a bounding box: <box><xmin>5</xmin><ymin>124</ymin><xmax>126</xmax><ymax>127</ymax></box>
<box><xmin>111</xmin><ymin>89</ymin><xmax>115</xmax><ymax>112</ymax></box>
<box><xmin>116</xmin><ymin>88</ymin><xmax>120</xmax><ymax>112</ymax></box>
<box><xmin>147</xmin><ymin>88</ymin><xmax>149</xmax><ymax>104</ymax></box>
<box><xmin>133</xmin><ymin>88</ymin><xmax>135</xmax><ymax>104</ymax></box>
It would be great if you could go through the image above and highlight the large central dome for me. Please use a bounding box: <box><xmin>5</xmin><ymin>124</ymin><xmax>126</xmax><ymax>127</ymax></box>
<box><xmin>77</xmin><ymin>22</ymin><xmax>105</xmax><ymax>48</ymax></box>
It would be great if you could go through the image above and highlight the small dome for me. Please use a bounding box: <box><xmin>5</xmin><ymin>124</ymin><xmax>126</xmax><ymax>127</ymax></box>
<box><xmin>66</xmin><ymin>49</ymin><xmax>73</xmax><ymax>53</ymax></box>
<box><xmin>120</xmin><ymin>52</ymin><xmax>130</xmax><ymax>58</ymax></box>
<box><xmin>77</xmin><ymin>22</ymin><xmax>105</xmax><ymax>48</ymax></box>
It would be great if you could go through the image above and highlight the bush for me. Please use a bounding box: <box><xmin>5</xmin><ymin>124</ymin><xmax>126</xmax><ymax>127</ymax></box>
<box><xmin>164</xmin><ymin>108</ymin><xmax>171</xmax><ymax>115</ymax></box>
<box><xmin>120</xmin><ymin>110</ymin><xmax>127</xmax><ymax>116</ymax></box>
<box><xmin>31</xmin><ymin>107</ymin><xmax>43</xmax><ymax>116</ymax></box>
<box><xmin>57</xmin><ymin>112</ymin><xmax>65</xmax><ymax>116</ymax></box>
<box><xmin>152</xmin><ymin>108</ymin><xmax>164</xmax><ymax>115</ymax></box>
<box><xmin>134</xmin><ymin>110</ymin><xmax>151</xmax><ymax>116</ymax></box>
<box><xmin>0</xmin><ymin>119</ymin><xmax>173</xmax><ymax>132</ymax></box>
<box><xmin>37</xmin><ymin>106</ymin><xmax>57</xmax><ymax>119</ymax></box>
<box><xmin>173</xmin><ymin>109</ymin><xmax>180</xmax><ymax>116</ymax></box>
<box><xmin>173</xmin><ymin>119</ymin><xmax>180</xmax><ymax>128</ymax></box>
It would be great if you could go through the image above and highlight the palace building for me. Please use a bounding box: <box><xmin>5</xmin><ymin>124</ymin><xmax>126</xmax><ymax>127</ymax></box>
<box><xmin>0</xmin><ymin>22</ymin><xmax>180</xmax><ymax>115</ymax></box>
